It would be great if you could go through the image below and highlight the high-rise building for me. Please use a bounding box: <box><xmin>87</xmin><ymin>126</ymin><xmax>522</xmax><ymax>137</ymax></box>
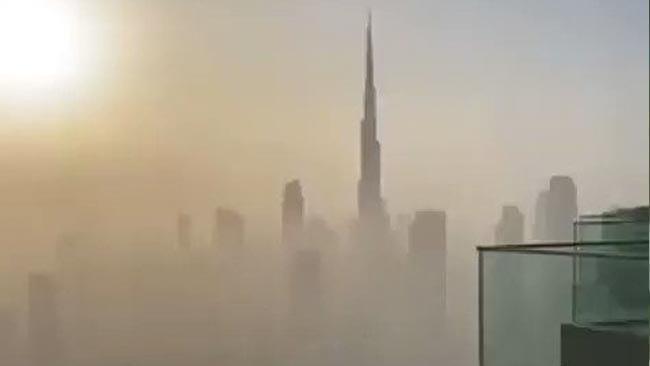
<box><xmin>394</xmin><ymin>213</ymin><xmax>413</xmax><ymax>256</ymax></box>
<box><xmin>28</xmin><ymin>273</ymin><xmax>62</xmax><ymax>366</ymax></box>
<box><xmin>408</xmin><ymin>210</ymin><xmax>447</xmax><ymax>342</ymax></box>
<box><xmin>495</xmin><ymin>205</ymin><xmax>525</xmax><ymax>244</ymax></box>
<box><xmin>408</xmin><ymin>210</ymin><xmax>447</xmax><ymax>262</ymax></box>
<box><xmin>290</xmin><ymin>248</ymin><xmax>322</xmax><ymax>309</ymax></box>
<box><xmin>287</xmin><ymin>247</ymin><xmax>324</xmax><ymax>357</ymax></box>
<box><xmin>533</xmin><ymin>190</ymin><xmax>549</xmax><ymax>240</ymax></box>
<box><xmin>214</xmin><ymin>208</ymin><xmax>245</xmax><ymax>248</ymax></box>
<box><xmin>357</xmin><ymin>13</ymin><xmax>389</xmax><ymax>237</ymax></box>
<box><xmin>0</xmin><ymin>307</ymin><xmax>18</xmax><ymax>365</ymax></box>
<box><xmin>546</xmin><ymin>175</ymin><xmax>578</xmax><ymax>241</ymax></box>
<box><xmin>304</xmin><ymin>216</ymin><xmax>338</xmax><ymax>248</ymax></box>
<box><xmin>282</xmin><ymin>180</ymin><xmax>304</xmax><ymax>247</ymax></box>
<box><xmin>177</xmin><ymin>213</ymin><xmax>192</xmax><ymax>249</ymax></box>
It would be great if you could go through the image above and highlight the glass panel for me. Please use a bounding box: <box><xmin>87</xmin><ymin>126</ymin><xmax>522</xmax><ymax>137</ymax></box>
<box><xmin>481</xmin><ymin>251</ymin><xmax>573</xmax><ymax>366</ymax></box>
<box><xmin>480</xmin><ymin>243</ymin><xmax>649</xmax><ymax>366</ymax></box>
<box><xmin>575</xmin><ymin>220</ymin><xmax>649</xmax><ymax>243</ymax></box>
<box><xmin>574</xmin><ymin>246</ymin><xmax>649</xmax><ymax>324</ymax></box>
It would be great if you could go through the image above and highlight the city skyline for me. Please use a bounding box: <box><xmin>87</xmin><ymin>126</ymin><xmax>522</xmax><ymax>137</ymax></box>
<box><xmin>0</xmin><ymin>3</ymin><xmax>647</xmax><ymax>366</ymax></box>
<box><xmin>0</xmin><ymin>2</ymin><xmax>646</xmax><ymax>240</ymax></box>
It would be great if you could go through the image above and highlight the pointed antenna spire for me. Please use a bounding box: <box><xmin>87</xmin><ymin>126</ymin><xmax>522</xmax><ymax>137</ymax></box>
<box><xmin>365</xmin><ymin>9</ymin><xmax>374</xmax><ymax>88</ymax></box>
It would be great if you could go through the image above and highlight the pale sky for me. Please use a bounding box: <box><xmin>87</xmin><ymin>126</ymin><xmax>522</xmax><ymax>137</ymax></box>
<box><xmin>0</xmin><ymin>0</ymin><xmax>647</xmax><ymax>247</ymax></box>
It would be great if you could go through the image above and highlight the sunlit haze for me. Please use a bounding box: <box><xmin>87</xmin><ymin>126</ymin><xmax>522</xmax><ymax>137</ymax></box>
<box><xmin>0</xmin><ymin>1</ymin><xmax>81</xmax><ymax>89</ymax></box>
<box><xmin>0</xmin><ymin>1</ymin><xmax>647</xmax><ymax>365</ymax></box>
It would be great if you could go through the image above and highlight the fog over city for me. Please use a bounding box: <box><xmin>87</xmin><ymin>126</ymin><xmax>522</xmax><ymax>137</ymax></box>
<box><xmin>0</xmin><ymin>1</ymin><xmax>647</xmax><ymax>366</ymax></box>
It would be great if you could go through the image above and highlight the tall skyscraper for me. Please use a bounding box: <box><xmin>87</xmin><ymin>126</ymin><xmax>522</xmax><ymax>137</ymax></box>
<box><xmin>0</xmin><ymin>307</ymin><xmax>18</xmax><ymax>365</ymax></box>
<box><xmin>304</xmin><ymin>216</ymin><xmax>339</xmax><ymax>248</ymax></box>
<box><xmin>394</xmin><ymin>213</ymin><xmax>413</xmax><ymax>256</ymax></box>
<box><xmin>288</xmin><ymin>247</ymin><xmax>324</xmax><ymax>358</ymax></box>
<box><xmin>214</xmin><ymin>208</ymin><xmax>245</xmax><ymax>248</ymax></box>
<box><xmin>177</xmin><ymin>213</ymin><xmax>192</xmax><ymax>249</ymax></box>
<box><xmin>533</xmin><ymin>190</ymin><xmax>549</xmax><ymax>240</ymax></box>
<box><xmin>28</xmin><ymin>273</ymin><xmax>62</xmax><ymax>366</ymax></box>
<box><xmin>546</xmin><ymin>175</ymin><xmax>578</xmax><ymax>241</ymax></box>
<box><xmin>408</xmin><ymin>210</ymin><xmax>447</xmax><ymax>261</ymax></box>
<box><xmin>357</xmin><ymin>13</ymin><xmax>389</xmax><ymax>237</ymax></box>
<box><xmin>407</xmin><ymin>210</ymin><xmax>447</xmax><ymax>336</ymax></box>
<box><xmin>282</xmin><ymin>180</ymin><xmax>304</xmax><ymax>247</ymax></box>
<box><xmin>289</xmin><ymin>248</ymin><xmax>322</xmax><ymax>312</ymax></box>
<box><xmin>495</xmin><ymin>205</ymin><xmax>525</xmax><ymax>244</ymax></box>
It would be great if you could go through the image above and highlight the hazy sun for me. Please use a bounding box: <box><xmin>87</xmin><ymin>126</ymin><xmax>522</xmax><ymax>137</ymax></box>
<box><xmin>0</xmin><ymin>1</ymin><xmax>79</xmax><ymax>88</ymax></box>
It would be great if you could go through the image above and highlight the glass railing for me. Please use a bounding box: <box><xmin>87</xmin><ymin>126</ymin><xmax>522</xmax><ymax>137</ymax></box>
<box><xmin>574</xmin><ymin>215</ymin><xmax>649</xmax><ymax>243</ymax></box>
<box><xmin>478</xmin><ymin>241</ymin><xmax>648</xmax><ymax>366</ymax></box>
<box><xmin>573</xmin><ymin>242</ymin><xmax>648</xmax><ymax>324</ymax></box>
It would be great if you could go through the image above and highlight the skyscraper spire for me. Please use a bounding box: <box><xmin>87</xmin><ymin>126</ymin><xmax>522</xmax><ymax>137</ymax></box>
<box><xmin>365</xmin><ymin>10</ymin><xmax>374</xmax><ymax>91</ymax></box>
<box><xmin>363</xmin><ymin>9</ymin><xmax>376</xmax><ymax>136</ymax></box>
<box><xmin>358</xmin><ymin>11</ymin><xmax>388</xmax><ymax>239</ymax></box>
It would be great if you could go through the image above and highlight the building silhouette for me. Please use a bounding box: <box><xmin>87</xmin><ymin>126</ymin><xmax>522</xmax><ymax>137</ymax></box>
<box><xmin>0</xmin><ymin>307</ymin><xmax>18</xmax><ymax>365</ymax></box>
<box><xmin>494</xmin><ymin>205</ymin><xmax>525</xmax><ymax>244</ymax></box>
<box><xmin>177</xmin><ymin>213</ymin><xmax>192</xmax><ymax>249</ymax></box>
<box><xmin>408</xmin><ymin>210</ymin><xmax>447</xmax><ymax>306</ymax></box>
<box><xmin>394</xmin><ymin>213</ymin><xmax>413</xmax><ymax>256</ymax></box>
<box><xmin>289</xmin><ymin>247</ymin><xmax>323</xmax><ymax>338</ymax></box>
<box><xmin>546</xmin><ymin>176</ymin><xmax>578</xmax><ymax>241</ymax></box>
<box><xmin>304</xmin><ymin>216</ymin><xmax>338</xmax><ymax>249</ymax></box>
<box><xmin>533</xmin><ymin>190</ymin><xmax>549</xmax><ymax>240</ymax></box>
<box><xmin>290</xmin><ymin>248</ymin><xmax>322</xmax><ymax>307</ymax></box>
<box><xmin>409</xmin><ymin>210</ymin><xmax>446</xmax><ymax>260</ymax></box>
<box><xmin>407</xmin><ymin>209</ymin><xmax>447</xmax><ymax>363</ymax></box>
<box><xmin>28</xmin><ymin>273</ymin><xmax>62</xmax><ymax>366</ymax></box>
<box><xmin>214</xmin><ymin>208</ymin><xmax>244</xmax><ymax>248</ymax></box>
<box><xmin>357</xmin><ymin>13</ymin><xmax>389</xmax><ymax>238</ymax></box>
<box><xmin>282</xmin><ymin>180</ymin><xmax>304</xmax><ymax>247</ymax></box>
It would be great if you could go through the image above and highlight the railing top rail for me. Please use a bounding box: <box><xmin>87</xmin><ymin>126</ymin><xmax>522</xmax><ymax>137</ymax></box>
<box><xmin>477</xmin><ymin>240</ymin><xmax>648</xmax><ymax>259</ymax></box>
<box><xmin>574</xmin><ymin>218</ymin><xmax>648</xmax><ymax>224</ymax></box>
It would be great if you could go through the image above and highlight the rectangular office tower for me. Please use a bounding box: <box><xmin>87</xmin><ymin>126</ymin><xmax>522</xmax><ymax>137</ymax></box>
<box><xmin>282</xmin><ymin>180</ymin><xmax>304</xmax><ymax>247</ymax></box>
<box><xmin>177</xmin><ymin>213</ymin><xmax>192</xmax><ymax>249</ymax></box>
<box><xmin>408</xmin><ymin>210</ymin><xmax>447</xmax><ymax>313</ymax></box>
<box><xmin>214</xmin><ymin>208</ymin><xmax>245</xmax><ymax>248</ymax></box>
<box><xmin>0</xmin><ymin>307</ymin><xmax>18</xmax><ymax>365</ymax></box>
<box><xmin>28</xmin><ymin>273</ymin><xmax>62</xmax><ymax>366</ymax></box>
<box><xmin>408</xmin><ymin>210</ymin><xmax>447</xmax><ymax>262</ymax></box>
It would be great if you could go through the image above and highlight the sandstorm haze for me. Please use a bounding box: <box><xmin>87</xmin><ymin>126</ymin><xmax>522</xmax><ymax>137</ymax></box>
<box><xmin>0</xmin><ymin>0</ymin><xmax>647</xmax><ymax>365</ymax></box>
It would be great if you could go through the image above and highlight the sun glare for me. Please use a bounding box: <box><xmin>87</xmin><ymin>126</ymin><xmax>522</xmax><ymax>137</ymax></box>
<box><xmin>0</xmin><ymin>1</ymin><xmax>80</xmax><ymax>89</ymax></box>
